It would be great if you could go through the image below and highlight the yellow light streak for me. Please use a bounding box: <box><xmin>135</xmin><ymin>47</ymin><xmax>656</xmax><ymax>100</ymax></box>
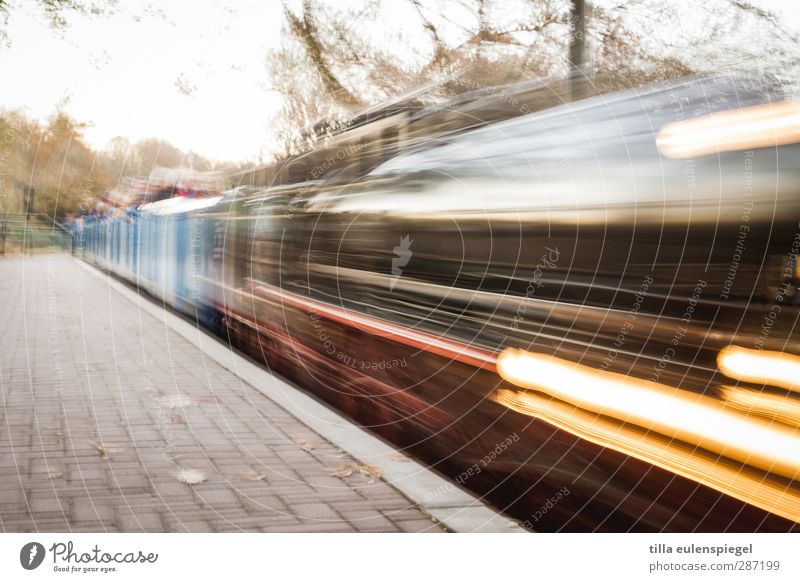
<box><xmin>656</xmin><ymin>100</ymin><xmax>800</xmax><ymax>159</ymax></box>
<box><xmin>496</xmin><ymin>348</ymin><xmax>800</xmax><ymax>480</ymax></box>
<box><xmin>718</xmin><ymin>345</ymin><xmax>800</xmax><ymax>394</ymax></box>
<box><xmin>493</xmin><ymin>387</ymin><xmax>800</xmax><ymax>524</ymax></box>
<box><xmin>720</xmin><ymin>385</ymin><xmax>800</xmax><ymax>428</ymax></box>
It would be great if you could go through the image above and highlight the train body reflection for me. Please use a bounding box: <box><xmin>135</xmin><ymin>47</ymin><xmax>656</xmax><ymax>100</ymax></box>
<box><xmin>81</xmin><ymin>74</ymin><xmax>800</xmax><ymax>531</ymax></box>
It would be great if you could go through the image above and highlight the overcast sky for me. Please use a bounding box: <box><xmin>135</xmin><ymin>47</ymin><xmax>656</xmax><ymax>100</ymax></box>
<box><xmin>0</xmin><ymin>1</ymin><xmax>285</xmax><ymax>162</ymax></box>
<box><xmin>0</xmin><ymin>0</ymin><xmax>796</xmax><ymax>164</ymax></box>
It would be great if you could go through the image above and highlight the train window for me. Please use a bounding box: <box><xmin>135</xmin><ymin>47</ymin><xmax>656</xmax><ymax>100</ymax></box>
<box><xmin>248</xmin><ymin>196</ymin><xmax>291</xmax><ymax>287</ymax></box>
<box><xmin>230</xmin><ymin>202</ymin><xmax>251</xmax><ymax>288</ymax></box>
<box><xmin>289</xmin><ymin>161</ymin><xmax>308</xmax><ymax>184</ymax></box>
<box><xmin>381</xmin><ymin>127</ymin><xmax>399</xmax><ymax>163</ymax></box>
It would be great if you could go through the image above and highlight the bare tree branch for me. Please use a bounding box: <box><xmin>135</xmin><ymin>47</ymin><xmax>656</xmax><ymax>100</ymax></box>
<box><xmin>283</xmin><ymin>0</ymin><xmax>362</xmax><ymax>109</ymax></box>
<box><xmin>410</xmin><ymin>0</ymin><xmax>449</xmax><ymax>65</ymax></box>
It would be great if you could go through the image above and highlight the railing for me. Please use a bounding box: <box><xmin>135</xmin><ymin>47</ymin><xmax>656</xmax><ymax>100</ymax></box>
<box><xmin>0</xmin><ymin>213</ymin><xmax>75</xmax><ymax>255</ymax></box>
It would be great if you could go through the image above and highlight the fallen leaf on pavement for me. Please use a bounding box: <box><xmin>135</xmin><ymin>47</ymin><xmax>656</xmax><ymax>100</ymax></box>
<box><xmin>159</xmin><ymin>394</ymin><xmax>198</xmax><ymax>409</ymax></box>
<box><xmin>293</xmin><ymin>438</ymin><xmax>316</xmax><ymax>451</ymax></box>
<box><xmin>91</xmin><ymin>441</ymin><xmax>125</xmax><ymax>459</ymax></box>
<box><xmin>238</xmin><ymin>470</ymin><xmax>267</xmax><ymax>482</ymax></box>
<box><xmin>329</xmin><ymin>464</ymin><xmax>356</xmax><ymax>478</ymax></box>
<box><xmin>358</xmin><ymin>464</ymin><xmax>383</xmax><ymax>479</ymax></box>
<box><xmin>175</xmin><ymin>469</ymin><xmax>207</xmax><ymax>485</ymax></box>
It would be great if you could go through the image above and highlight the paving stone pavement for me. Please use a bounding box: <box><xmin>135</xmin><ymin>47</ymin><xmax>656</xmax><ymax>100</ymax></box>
<box><xmin>0</xmin><ymin>254</ymin><xmax>446</xmax><ymax>532</ymax></box>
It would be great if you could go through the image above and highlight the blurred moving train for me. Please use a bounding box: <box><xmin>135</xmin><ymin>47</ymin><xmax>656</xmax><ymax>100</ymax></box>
<box><xmin>80</xmin><ymin>74</ymin><xmax>800</xmax><ymax>532</ymax></box>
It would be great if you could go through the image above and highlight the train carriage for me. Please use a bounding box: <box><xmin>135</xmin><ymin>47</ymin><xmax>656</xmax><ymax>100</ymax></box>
<box><xmin>79</xmin><ymin>74</ymin><xmax>800</xmax><ymax>532</ymax></box>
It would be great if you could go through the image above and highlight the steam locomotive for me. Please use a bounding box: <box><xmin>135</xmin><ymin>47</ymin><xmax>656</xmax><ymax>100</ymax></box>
<box><xmin>80</xmin><ymin>73</ymin><xmax>800</xmax><ymax>531</ymax></box>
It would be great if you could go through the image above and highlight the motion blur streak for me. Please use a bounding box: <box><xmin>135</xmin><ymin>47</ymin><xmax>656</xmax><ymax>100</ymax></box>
<box><xmin>720</xmin><ymin>386</ymin><xmax>800</xmax><ymax>428</ymax></box>
<box><xmin>74</xmin><ymin>74</ymin><xmax>800</xmax><ymax>530</ymax></box>
<box><xmin>718</xmin><ymin>345</ymin><xmax>800</xmax><ymax>394</ymax></box>
<box><xmin>492</xmin><ymin>388</ymin><xmax>800</xmax><ymax>524</ymax></box>
<box><xmin>656</xmin><ymin>100</ymin><xmax>800</xmax><ymax>158</ymax></box>
<box><xmin>495</xmin><ymin>348</ymin><xmax>800</xmax><ymax>480</ymax></box>
<box><xmin>248</xmin><ymin>282</ymin><xmax>499</xmax><ymax>370</ymax></box>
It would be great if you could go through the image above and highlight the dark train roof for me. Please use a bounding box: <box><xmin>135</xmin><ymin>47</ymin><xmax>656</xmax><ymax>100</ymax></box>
<box><xmin>369</xmin><ymin>74</ymin><xmax>785</xmax><ymax>179</ymax></box>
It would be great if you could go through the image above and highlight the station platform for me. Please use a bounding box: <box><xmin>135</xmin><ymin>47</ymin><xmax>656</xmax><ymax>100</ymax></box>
<box><xmin>0</xmin><ymin>254</ymin><xmax>520</xmax><ymax>533</ymax></box>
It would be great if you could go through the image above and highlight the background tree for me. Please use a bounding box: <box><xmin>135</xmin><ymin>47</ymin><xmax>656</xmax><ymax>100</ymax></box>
<box><xmin>0</xmin><ymin>108</ymin><xmax>243</xmax><ymax>218</ymax></box>
<box><xmin>32</xmin><ymin>111</ymin><xmax>104</xmax><ymax>217</ymax></box>
<box><xmin>0</xmin><ymin>0</ymin><xmax>117</xmax><ymax>45</ymax></box>
<box><xmin>267</xmin><ymin>0</ymin><xmax>798</xmax><ymax>155</ymax></box>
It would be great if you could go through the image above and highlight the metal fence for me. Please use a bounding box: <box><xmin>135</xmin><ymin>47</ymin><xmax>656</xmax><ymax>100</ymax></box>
<box><xmin>0</xmin><ymin>214</ymin><xmax>75</xmax><ymax>255</ymax></box>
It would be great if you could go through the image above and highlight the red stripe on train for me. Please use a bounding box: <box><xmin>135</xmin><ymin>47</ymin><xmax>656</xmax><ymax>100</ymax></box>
<box><xmin>235</xmin><ymin>282</ymin><xmax>498</xmax><ymax>372</ymax></box>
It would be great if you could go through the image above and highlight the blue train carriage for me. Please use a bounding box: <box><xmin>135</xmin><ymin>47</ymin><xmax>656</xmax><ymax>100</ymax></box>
<box><xmin>186</xmin><ymin>195</ymin><xmax>229</xmax><ymax>332</ymax></box>
<box><xmin>135</xmin><ymin>195</ymin><xmax>224</xmax><ymax>323</ymax></box>
<box><xmin>189</xmin><ymin>187</ymin><xmax>259</xmax><ymax>337</ymax></box>
<box><xmin>82</xmin><ymin>213</ymin><xmax>109</xmax><ymax>269</ymax></box>
<box><xmin>113</xmin><ymin>206</ymin><xmax>140</xmax><ymax>281</ymax></box>
<box><xmin>107</xmin><ymin>210</ymin><xmax>124</xmax><ymax>278</ymax></box>
<box><xmin>135</xmin><ymin>197</ymin><xmax>182</xmax><ymax>303</ymax></box>
<box><xmin>95</xmin><ymin>215</ymin><xmax>108</xmax><ymax>268</ymax></box>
